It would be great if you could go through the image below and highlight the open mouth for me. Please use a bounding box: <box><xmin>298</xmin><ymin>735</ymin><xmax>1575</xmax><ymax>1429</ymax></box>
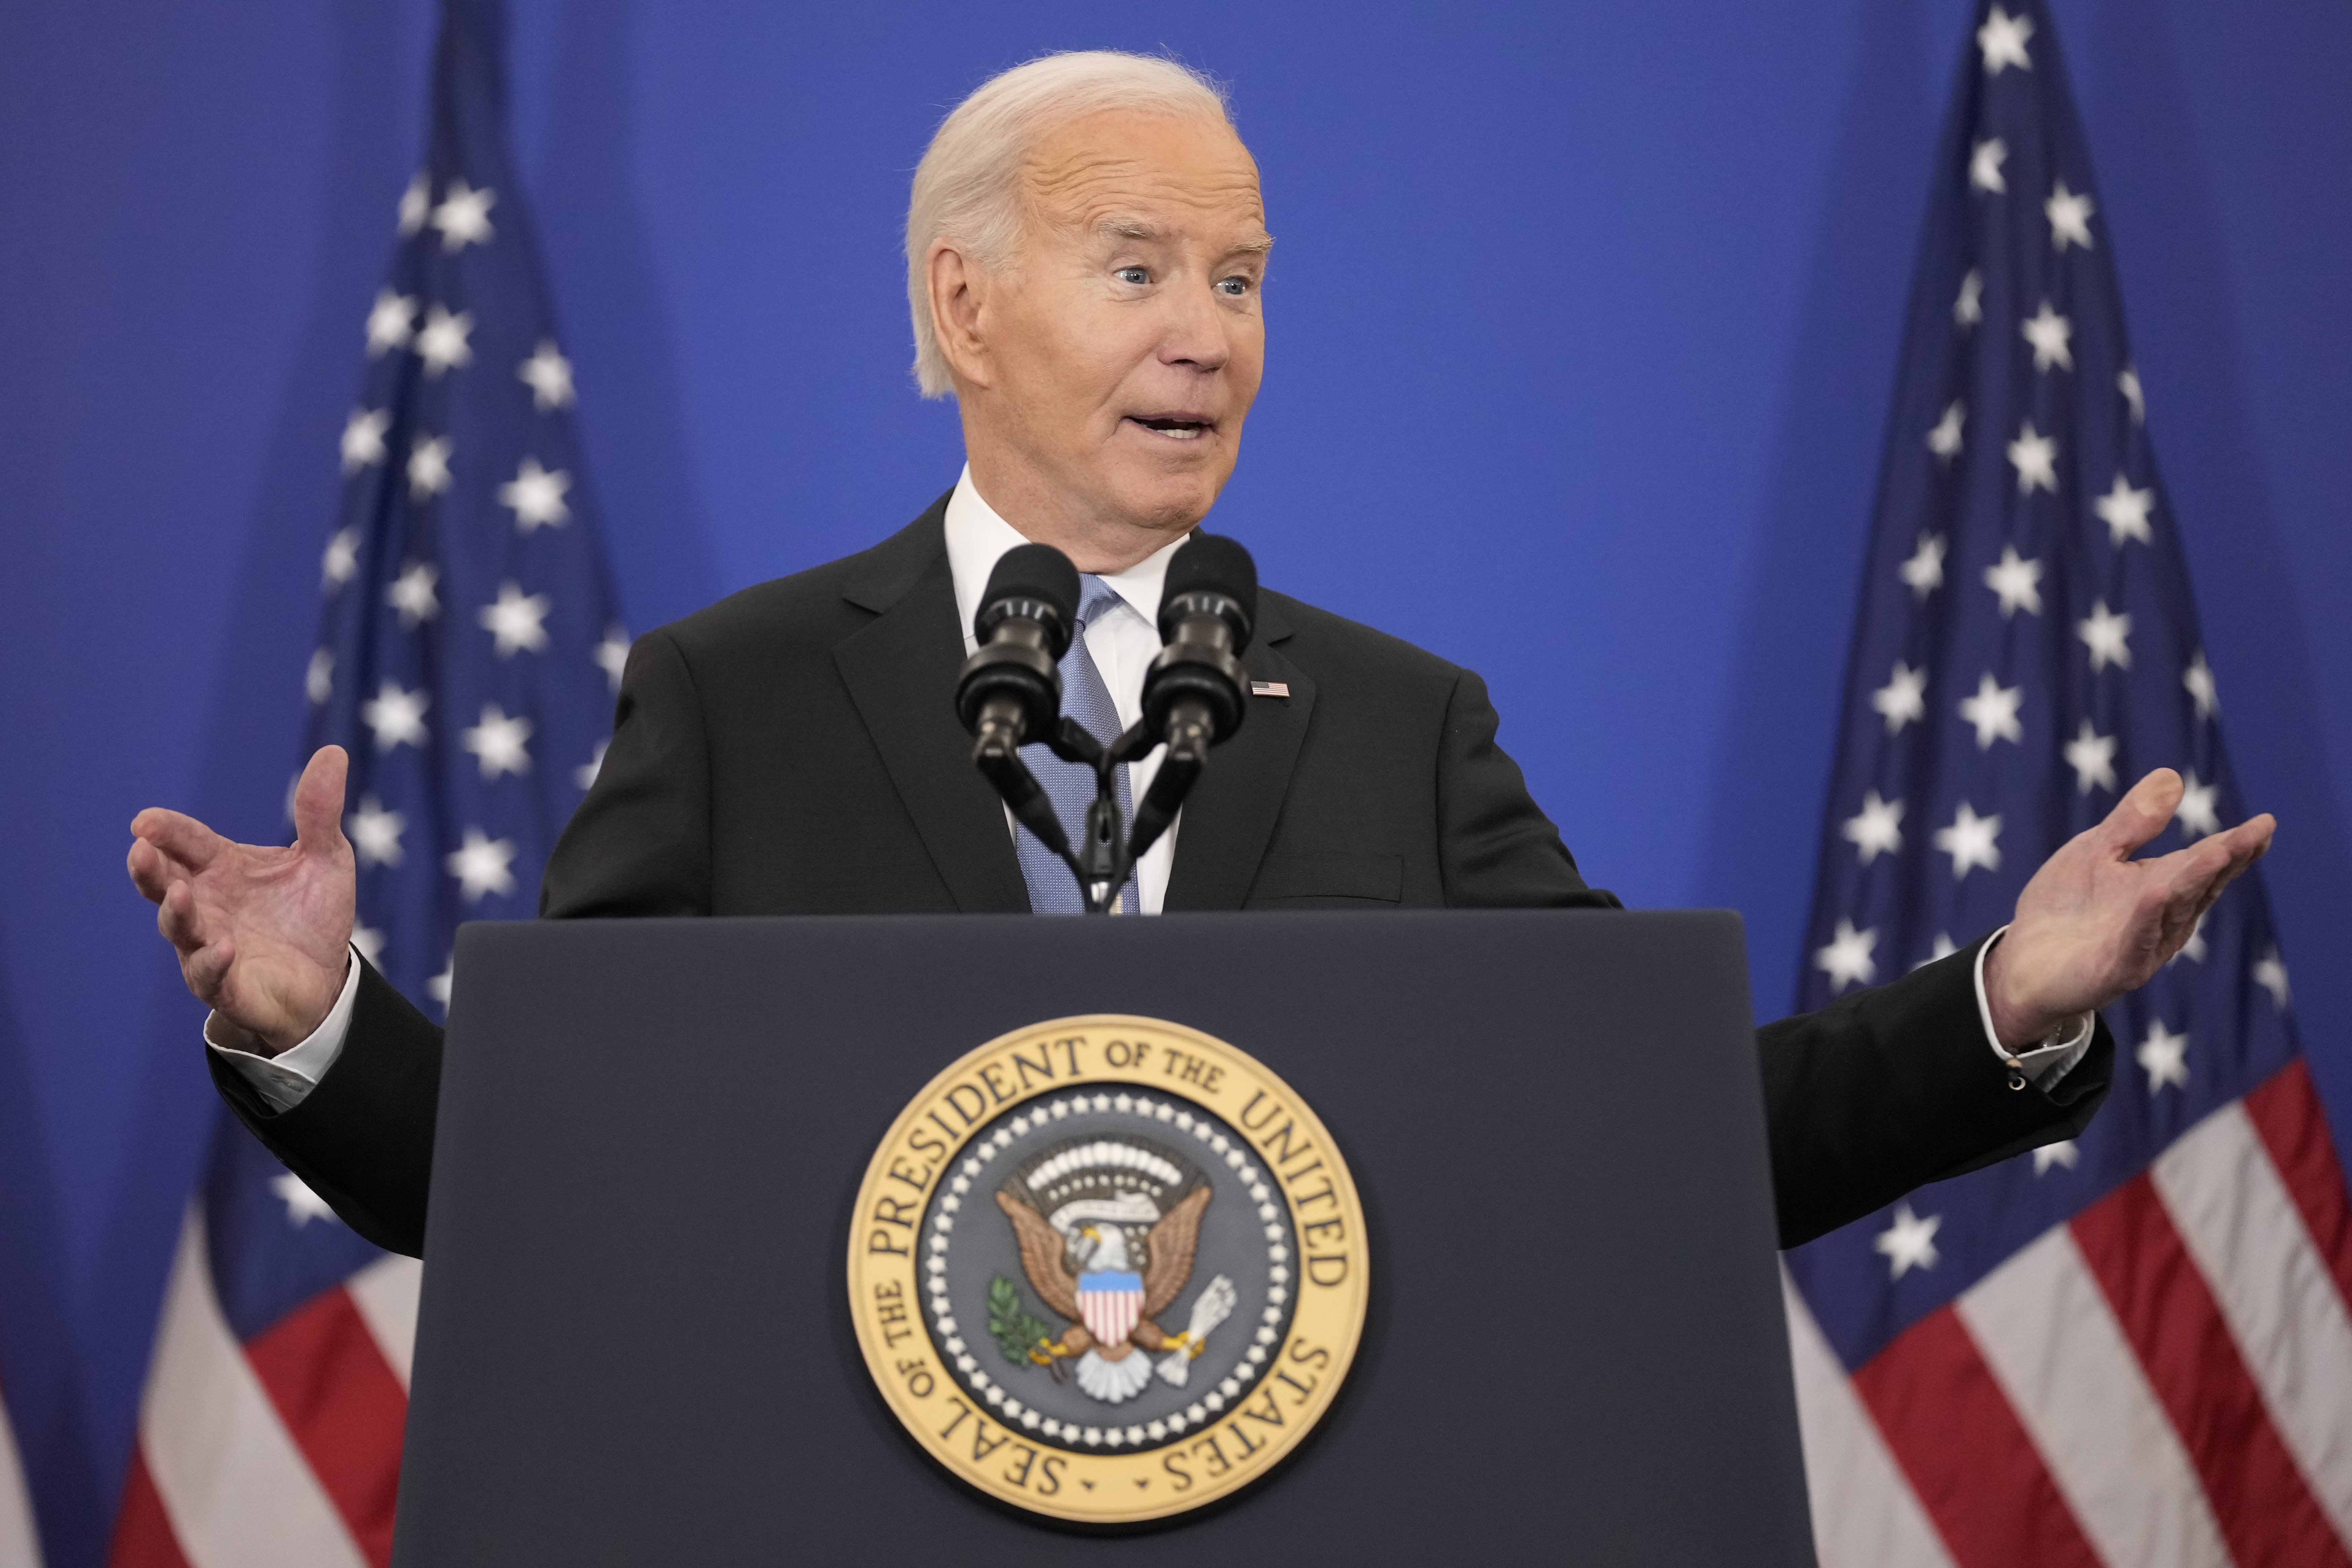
<box><xmin>1126</xmin><ymin>415</ymin><xmax>1212</xmax><ymax>442</ymax></box>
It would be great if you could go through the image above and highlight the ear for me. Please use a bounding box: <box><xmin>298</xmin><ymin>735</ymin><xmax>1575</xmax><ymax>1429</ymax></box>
<box><xmin>927</xmin><ymin>240</ymin><xmax>996</xmax><ymax>392</ymax></box>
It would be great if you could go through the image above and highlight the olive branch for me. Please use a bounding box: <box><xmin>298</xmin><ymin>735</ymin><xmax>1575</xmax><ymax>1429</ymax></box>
<box><xmin>987</xmin><ymin>1275</ymin><xmax>1058</xmax><ymax>1367</ymax></box>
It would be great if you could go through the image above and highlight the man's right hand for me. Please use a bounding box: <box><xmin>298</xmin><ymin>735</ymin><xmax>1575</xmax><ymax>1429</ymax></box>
<box><xmin>128</xmin><ymin>745</ymin><xmax>358</xmax><ymax>1057</ymax></box>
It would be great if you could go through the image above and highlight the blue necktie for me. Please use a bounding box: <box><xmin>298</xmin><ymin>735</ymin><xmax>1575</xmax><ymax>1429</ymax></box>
<box><xmin>1015</xmin><ymin>576</ymin><xmax>1141</xmax><ymax>915</ymax></box>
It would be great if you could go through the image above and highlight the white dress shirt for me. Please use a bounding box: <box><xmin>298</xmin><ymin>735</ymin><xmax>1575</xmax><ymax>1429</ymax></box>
<box><xmin>210</xmin><ymin>464</ymin><xmax>2091</xmax><ymax>1108</ymax></box>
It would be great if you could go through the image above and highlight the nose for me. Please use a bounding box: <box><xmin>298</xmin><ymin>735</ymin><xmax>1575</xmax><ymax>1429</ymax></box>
<box><xmin>1157</xmin><ymin>275</ymin><xmax>1231</xmax><ymax>375</ymax></box>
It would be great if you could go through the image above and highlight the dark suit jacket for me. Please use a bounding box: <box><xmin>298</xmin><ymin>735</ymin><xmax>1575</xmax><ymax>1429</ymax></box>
<box><xmin>212</xmin><ymin>493</ymin><xmax>2112</xmax><ymax>1257</ymax></box>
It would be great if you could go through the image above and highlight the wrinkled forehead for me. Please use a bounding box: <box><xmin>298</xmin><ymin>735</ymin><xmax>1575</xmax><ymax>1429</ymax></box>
<box><xmin>1017</xmin><ymin>108</ymin><xmax>1267</xmax><ymax>243</ymax></box>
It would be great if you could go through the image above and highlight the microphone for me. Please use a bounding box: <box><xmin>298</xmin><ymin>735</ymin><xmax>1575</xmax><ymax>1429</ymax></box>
<box><xmin>1130</xmin><ymin>533</ymin><xmax>1257</xmax><ymax>859</ymax></box>
<box><xmin>957</xmin><ymin>543</ymin><xmax>1081</xmax><ymax>857</ymax></box>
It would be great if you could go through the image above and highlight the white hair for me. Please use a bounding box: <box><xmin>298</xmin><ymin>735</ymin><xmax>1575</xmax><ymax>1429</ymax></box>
<box><xmin>905</xmin><ymin>51</ymin><xmax>1233</xmax><ymax>399</ymax></box>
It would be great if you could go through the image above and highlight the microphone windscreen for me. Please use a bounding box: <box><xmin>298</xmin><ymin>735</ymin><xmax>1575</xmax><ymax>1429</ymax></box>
<box><xmin>1162</xmin><ymin>532</ymin><xmax>1257</xmax><ymax>640</ymax></box>
<box><xmin>977</xmin><ymin>543</ymin><xmax>1080</xmax><ymax>642</ymax></box>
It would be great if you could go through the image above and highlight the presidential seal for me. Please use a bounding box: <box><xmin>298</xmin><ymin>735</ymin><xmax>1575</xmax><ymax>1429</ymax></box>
<box><xmin>849</xmin><ymin>1015</ymin><xmax>1367</xmax><ymax>1524</ymax></box>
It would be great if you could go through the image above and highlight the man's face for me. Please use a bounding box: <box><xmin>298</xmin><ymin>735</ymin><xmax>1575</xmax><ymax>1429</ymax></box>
<box><xmin>959</xmin><ymin>109</ymin><xmax>1270</xmax><ymax>538</ymax></box>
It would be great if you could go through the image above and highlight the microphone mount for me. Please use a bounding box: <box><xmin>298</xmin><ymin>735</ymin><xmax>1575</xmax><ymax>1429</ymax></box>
<box><xmin>958</xmin><ymin>533</ymin><xmax>1258</xmax><ymax>916</ymax></box>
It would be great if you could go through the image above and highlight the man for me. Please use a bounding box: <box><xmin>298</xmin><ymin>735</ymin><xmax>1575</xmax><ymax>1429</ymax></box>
<box><xmin>127</xmin><ymin>52</ymin><xmax>2270</xmax><ymax>1261</ymax></box>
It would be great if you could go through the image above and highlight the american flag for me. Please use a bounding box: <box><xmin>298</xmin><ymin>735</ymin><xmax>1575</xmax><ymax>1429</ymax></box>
<box><xmin>0</xmin><ymin>1154</ymin><xmax>48</xmax><ymax>1568</ymax></box>
<box><xmin>1782</xmin><ymin>5</ymin><xmax>2352</xmax><ymax>1565</ymax></box>
<box><xmin>109</xmin><ymin>3</ymin><xmax>622</xmax><ymax>1563</ymax></box>
<box><xmin>0</xmin><ymin>1012</ymin><xmax>69</xmax><ymax>1568</ymax></box>
<box><xmin>0</xmin><ymin>1383</ymin><xmax>37</xmax><ymax>1568</ymax></box>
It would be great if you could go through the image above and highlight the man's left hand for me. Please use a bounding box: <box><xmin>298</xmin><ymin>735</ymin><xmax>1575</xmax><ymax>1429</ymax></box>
<box><xmin>1984</xmin><ymin>768</ymin><xmax>2275</xmax><ymax>1053</ymax></box>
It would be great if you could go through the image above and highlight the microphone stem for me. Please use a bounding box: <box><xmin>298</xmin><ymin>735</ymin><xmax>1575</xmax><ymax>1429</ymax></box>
<box><xmin>1126</xmin><ymin>707</ymin><xmax>1210</xmax><ymax>864</ymax></box>
<box><xmin>1078</xmin><ymin>782</ymin><xmax>1129</xmax><ymax>915</ymax></box>
<box><xmin>973</xmin><ymin>712</ymin><xmax>1072</xmax><ymax>862</ymax></box>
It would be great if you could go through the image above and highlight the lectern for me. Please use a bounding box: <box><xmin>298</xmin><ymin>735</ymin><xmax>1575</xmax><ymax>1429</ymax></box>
<box><xmin>391</xmin><ymin>910</ymin><xmax>1814</xmax><ymax>1565</ymax></box>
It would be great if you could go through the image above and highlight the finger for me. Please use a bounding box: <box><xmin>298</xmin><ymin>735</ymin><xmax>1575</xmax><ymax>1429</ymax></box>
<box><xmin>2094</xmin><ymin>769</ymin><xmax>2184</xmax><ymax>858</ymax></box>
<box><xmin>2211</xmin><ymin>816</ymin><xmax>2276</xmax><ymax>889</ymax></box>
<box><xmin>156</xmin><ymin>881</ymin><xmax>212</xmax><ymax>956</ymax></box>
<box><xmin>2150</xmin><ymin>900</ymin><xmax>2200</xmax><ymax>966</ymax></box>
<box><xmin>2185</xmin><ymin>834</ymin><xmax>2270</xmax><ymax>922</ymax></box>
<box><xmin>130</xmin><ymin>807</ymin><xmax>230</xmax><ymax>872</ymax></box>
<box><xmin>127</xmin><ymin>839</ymin><xmax>175</xmax><ymax>904</ymax></box>
<box><xmin>2161</xmin><ymin>813</ymin><xmax>2275</xmax><ymax>901</ymax></box>
<box><xmin>2141</xmin><ymin>830</ymin><xmax>2268</xmax><ymax>964</ymax></box>
<box><xmin>2150</xmin><ymin>844</ymin><xmax>2240</xmax><ymax>928</ymax></box>
<box><xmin>2149</xmin><ymin>852</ymin><xmax>2234</xmax><ymax>962</ymax></box>
<box><xmin>292</xmin><ymin>745</ymin><xmax>351</xmax><ymax>861</ymax></box>
<box><xmin>184</xmin><ymin>936</ymin><xmax>234</xmax><ymax>1004</ymax></box>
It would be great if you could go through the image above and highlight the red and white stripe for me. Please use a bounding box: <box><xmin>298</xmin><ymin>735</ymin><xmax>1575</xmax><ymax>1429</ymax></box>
<box><xmin>1078</xmin><ymin>1284</ymin><xmax>1142</xmax><ymax>1349</ymax></box>
<box><xmin>1784</xmin><ymin>1272</ymin><xmax>1956</xmax><ymax>1568</ymax></box>
<box><xmin>108</xmin><ymin>1208</ymin><xmax>420</xmax><ymax>1568</ymax></box>
<box><xmin>0</xmin><ymin>1379</ymin><xmax>42</xmax><ymax>1568</ymax></box>
<box><xmin>1792</xmin><ymin>1061</ymin><xmax>2352</xmax><ymax>1568</ymax></box>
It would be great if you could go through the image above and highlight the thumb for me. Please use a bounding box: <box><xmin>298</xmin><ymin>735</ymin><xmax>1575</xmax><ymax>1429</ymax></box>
<box><xmin>292</xmin><ymin>745</ymin><xmax>351</xmax><ymax>859</ymax></box>
<box><xmin>2097</xmin><ymin>768</ymin><xmax>2183</xmax><ymax>857</ymax></box>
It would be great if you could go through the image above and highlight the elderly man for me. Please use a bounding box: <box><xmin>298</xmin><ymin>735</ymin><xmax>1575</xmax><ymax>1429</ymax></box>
<box><xmin>128</xmin><ymin>52</ymin><xmax>2270</xmax><ymax>1260</ymax></box>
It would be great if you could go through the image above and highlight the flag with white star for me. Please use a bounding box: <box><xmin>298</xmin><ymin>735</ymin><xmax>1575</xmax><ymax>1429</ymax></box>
<box><xmin>0</xmin><ymin>1037</ymin><xmax>55</xmax><ymax>1566</ymax></box>
<box><xmin>112</xmin><ymin>6</ymin><xmax>621</xmax><ymax>1563</ymax></box>
<box><xmin>1780</xmin><ymin>7</ymin><xmax>2352</xmax><ymax>1565</ymax></box>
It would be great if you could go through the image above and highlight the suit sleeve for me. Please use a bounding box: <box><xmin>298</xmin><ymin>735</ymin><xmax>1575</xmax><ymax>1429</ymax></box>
<box><xmin>1763</xmin><ymin>936</ymin><xmax>2114</xmax><ymax>1247</ymax></box>
<box><xmin>206</xmin><ymin>629</ymin><xmax>718</xmax><ymax>1257</ymax></box>
<box><xmin>206</xmin><ymin>957</ymin><xmax>443</xmax><ymax>1256</ymax></box>
<box><xmin>1432</xmin><ymin>667</ymin><xmax>2114</xmax><ymax>1246</ymax></box>
<box><xmin>1434</xmin><ymin>669</ymin><xmax>1623</xmax><ymax>910</ymax></box>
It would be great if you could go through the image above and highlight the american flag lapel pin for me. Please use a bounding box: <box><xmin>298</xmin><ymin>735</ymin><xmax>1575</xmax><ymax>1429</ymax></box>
<box><xmin>1250</xmin><ymin>680</ymin><xmax>1290</xmax><ymax>698</ymax></box>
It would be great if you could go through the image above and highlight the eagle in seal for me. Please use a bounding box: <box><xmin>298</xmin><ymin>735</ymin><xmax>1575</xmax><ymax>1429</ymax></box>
<box><xmin>994</xmin><ymin>1136</ymin><xmax>1237</xmax><ymax>1403</ymax></box>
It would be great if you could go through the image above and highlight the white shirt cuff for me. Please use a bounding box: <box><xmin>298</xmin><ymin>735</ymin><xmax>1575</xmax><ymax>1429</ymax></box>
<box><xmin>204</xmin><ymin>946</ymin><xmax>362</xmax><ymax>1113</ymax></box>
<box><xmin>1973</xmin><ymin>925</ymin><xmax>2093</xmax><ymax>1088</ymax></box>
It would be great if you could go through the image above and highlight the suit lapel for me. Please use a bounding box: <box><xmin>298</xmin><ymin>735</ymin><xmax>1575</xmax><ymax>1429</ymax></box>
<box><xmin>833</xmin><ymin>502</ymin><xmax>1031</xmax><ymax>914</ymax></box>
<box><xmin>1163</xmin><ymin>597</ymin><xmax>1313</xmax><ymax>911</ymax></box>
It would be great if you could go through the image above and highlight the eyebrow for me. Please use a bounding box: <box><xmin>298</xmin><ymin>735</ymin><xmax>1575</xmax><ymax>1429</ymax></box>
<box><xmin>1094</xmin><ymin>217</ymin><xmax>1276</xmax><ymax>255</ymax></box>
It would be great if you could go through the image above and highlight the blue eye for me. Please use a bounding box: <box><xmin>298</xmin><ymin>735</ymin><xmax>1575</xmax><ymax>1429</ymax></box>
<box><xmin>1117</xmin><ymin>266</ymin><xmax>1148</xmax><ymax>285</ymax></box>
<box><xmin>1215</xmin><ymin>276</ymin><xmax>1251</xmax><ymax>297</ymax></box>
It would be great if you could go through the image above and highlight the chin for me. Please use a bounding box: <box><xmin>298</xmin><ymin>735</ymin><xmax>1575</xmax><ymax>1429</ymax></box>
<box><xmin>1101</xmin><ymin>454</ymin><xmax>1230</xmax><ymax>533</ymax></box>
<box><xmin>1106</xmin><ymin>476</ymin><xmax>1220</xmax><ymax>534</ymax></box>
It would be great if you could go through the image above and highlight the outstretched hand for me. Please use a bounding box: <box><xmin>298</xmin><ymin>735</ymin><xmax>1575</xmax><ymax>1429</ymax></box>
<box><xmin>127</xmin><ymin>745</ymin><xmax>357</xmax><ymax>1057</ymax></box>
<box><xmin>1985</xmin><ymin>768</ymin><xmax>2275</xmax><ymax>1052</ymax></box>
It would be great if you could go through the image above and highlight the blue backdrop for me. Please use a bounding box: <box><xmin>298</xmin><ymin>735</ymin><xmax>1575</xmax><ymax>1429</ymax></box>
<box><xmin>3</xmin><ymin>0</ymin><xmax>2346</xmax><ymax>1538</ymax></box>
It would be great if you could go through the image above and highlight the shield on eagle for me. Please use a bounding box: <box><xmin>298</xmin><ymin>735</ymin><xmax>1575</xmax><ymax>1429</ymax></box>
<box><xmin>1076</xmin><ymin>1268</ymin><xmax>1145</xmax><ymax>1347</ymax></box>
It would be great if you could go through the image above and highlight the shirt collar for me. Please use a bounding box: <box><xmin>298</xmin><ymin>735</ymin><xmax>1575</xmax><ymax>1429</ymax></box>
<box><xmin>943</xmin><ymin>465</ymin><xmax>1186</xmax><ymax>648</ymax></box>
